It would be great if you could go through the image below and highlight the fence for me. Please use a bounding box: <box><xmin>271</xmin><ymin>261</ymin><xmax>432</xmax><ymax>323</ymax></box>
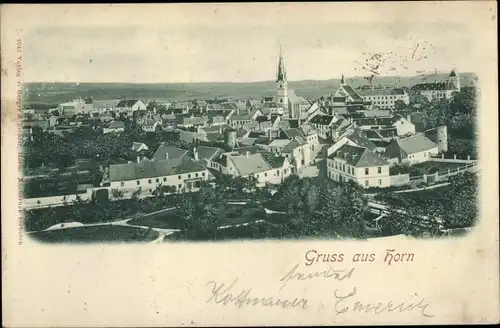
<box><xmin>23</xmin><ymin>193</ymin><xmax>91</xmax><ymax>210</ymax></box>
<box><xmin>430</xmin><ymin>154</ymin><xmax>477</xmax><ymax>164</ymax></box>
<box><xmin>406</xmin><ymin>162</ymin><xmax>478</xmax><ymax>185</ymax></box>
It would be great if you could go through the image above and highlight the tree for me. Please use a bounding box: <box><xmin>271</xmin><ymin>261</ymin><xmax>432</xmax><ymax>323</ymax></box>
<box><xmin>441</xmin><ymin>172</ymin><xmax>478</xmax><ymax>229</ymax></box>
<box><xmin>111</xmin><ymin>188</ymin><xmax>124</xmax><ymax>199</ymax></box>
<box><xmin>394</xmin><ymin>99</ymin><xmax>408</xmax><ymax>112</ymax></box>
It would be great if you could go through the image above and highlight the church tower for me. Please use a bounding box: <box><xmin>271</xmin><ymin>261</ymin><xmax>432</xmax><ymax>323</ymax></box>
<box><xmin>447</xmin><ymin>69</ymin><xmax>461</xmax><ymax>92</ymax></box>
<box><xmin>276</xmin><ymin>47</ymin><xmax>288</xmax><ymax>110</ymax></box>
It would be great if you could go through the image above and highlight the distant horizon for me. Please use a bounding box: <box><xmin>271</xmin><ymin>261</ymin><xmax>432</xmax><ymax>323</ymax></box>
<box><xmin>23</xmin><ymin>70</ymin><xmax>473</xmax><ymax>86</ymax></box>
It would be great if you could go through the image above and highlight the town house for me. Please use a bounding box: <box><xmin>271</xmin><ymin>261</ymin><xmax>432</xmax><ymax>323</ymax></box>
<box><xmin>327</xmin><ymin>144</ymin><xmax>390</xmax><ymax>188</ymax></box>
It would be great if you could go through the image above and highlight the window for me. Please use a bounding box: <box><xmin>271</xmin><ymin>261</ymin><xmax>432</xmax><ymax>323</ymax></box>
<box><xmin>163</xmin><ymin>177</ymin><xmax>167</xmax><ymax>182</ymax></box>
<box><xmin>178</xmin><ymin>184</ymin><xmax>182</xmax><ymax>189</ymax></box>
<box><xmin>188</xmin><ymin>174</ymin><xmax>191</xmax><ymax>178</ymax></box>
<box><xmin>148</xmin><ymin>179</ymin><xmax>152</xmax><ymax>184</ymax></box>
<box><xmin>379</xmin><ymin>179</ymin><xmax>382</xmax><ymax>186</ymax></box>
<box><xmin>137</xmin><ymin>180</ymin><xmax>140</xmax><ymax>185</ymax></box>
<box><xmin>365</xmin><ymin>168</ymin><xmax>369</xmax><ymax>175</ymax></box>
<box><xmin>195</xmin><ymin>173</ymin><xmax>198</xmax><ymax>177</ymax></box>
<box><xmin>120</xmin><ymin>182</ymin><xmax>124</xmax><ymax>187</ymax></box>
<box><xmin>202</xmin><ymin>172</ymin><xmax>205</xmax><ymax>176</ymax></box>
<box><xmin>178</xmin><ymin>175</ymin><xmax>181</xmax><ymax>180</ymax></box>
<box><xmin>365</xmin><ymin>180</ymin><xmax>369</xmax><ymax>187</ymax></box>
<box><xmin>377</xmin><ymin>167</ymin><xmax>382</xmax><ymax>174</ymax></box>
<box><xmin>255</xmin><ymin>174</ymin><xmax>259</xmax><ymax>178</ymax></box>
<box><xmin>277</xmin><ymin>170</ymin><xmax>280</xmax><ymax>176</ymax></box>
<box><xmin>284</xmin><ymin>169</ymin><xmax>287</xmax><ymax>174</ymax></box>
<box><xmin>156</xmin><ymin>178</ymin><xmax>159</xmax><ymax>183</ymax></box>
<box><xmin>264</xmin><ymin>173</ymin><xmax>268</xmax><ymax>177</ymax></box>
<box><xmin>343</xmin><ymin>164</ymin><xmax>346</xmax><ymax>172</ymax></box>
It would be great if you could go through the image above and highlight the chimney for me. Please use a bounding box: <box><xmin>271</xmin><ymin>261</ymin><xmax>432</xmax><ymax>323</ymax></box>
<box><xmin>193</xmin><ymin>147</ymin><xmax>199</xmax><ymax>161</ymax></box>
<box><xmin>165</xmin><ymin>152</ymin><xmax>169</xmax><ymax>160</ymax></box>
<box><xmin>246</xmin><ymin>151</ymin><xmax>250</xmax><ymax>158</ymax></box>
<box><xmin>137</xmin><ymin>156</ymin><xmax>141</xmax><ymax>163</ymax></box>
<box><xmin>406</xmin><ymin>114</ymin><xmax>411</xmax><ymax>123</ymax></box>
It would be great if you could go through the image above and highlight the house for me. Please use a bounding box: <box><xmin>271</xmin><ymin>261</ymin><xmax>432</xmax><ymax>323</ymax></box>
<box><xmin>334</xmin><ymin>83</ymin><xmax>364</xmax><ymax>104</ymax></box>
<box><xmin>115</xmin><ymin>100</ymin><xmax>147</xmax><ymax>117</ymax></box>
<box><xmin>141</xmin><ymin>118</ymin><xmax>161</xmax><ymax>133</ymax></box>
<box><xmin>152</xmin><ymin>145</ymin><xmax>190</xmax><ymax>161</ymax></box>
<box><xmin>330</xmin><ymin>118</ymin><xmax>353</xmax><ymax>142</ymax></box>
<box><xmin>227</xmin><ymin>109</ymin><xmax>262</xmax><ymax>129</ymax></box>
<box><xmin>384</xmin><ymin>134</ymin><xmax>439</xmax><ymax>165</ymax></box>
<box><xmin>206</xmin><ymin>111</ymin><xmax>227</xmax><ymax>126</ymax></box>
<box><xmin>131</xmin><ymin>142</ymin><xmax>149</xmax><ymax>153</ymax></box>
<box><xmin>195</xmin><ymin>146</ymin><xmax>224</xmax><ymax>171</ymax></box>
<box><xmin>103</xmin><ymin>120</ymin><xmax>125</xmax><ymax>134</ymax></box>
<box><xmin>281</xmin><ymin>139</ymin><xmax>311</xmax><ymax>171</ymax></box>
<box><xmin>391</xmin><ymin>114</ymin><xmax>415</xmax><ymax>136</ymax></box>
<box><xmin>327</xmin><ymin>144</ymin><xmax>390</xmax><ymax>188</ymax></box>
<box><xmin>109</xmin><ymin>158</ymin><xmax>209</xmax><ymax>194</ymax></box>
<box><xmin>170</xmin><ymin>101</ymin><xmax>191</xmax><ymax>114</ymax></box>
<box><xmin>309</xmin><ymin>114</ymin><xmax>336</xmax><ymax>139</ymax></box>
<box><xmin>327</xmin><ymin>128</ymin><xmax>378</xmax><ymax>156</ymax></box>
<box><xmin>178</xmin><ymin>116</ymin><xmax>207</xmax><ymax>128</ymax></box>
<box><xmin>225</xmin><ymin>151</ymin><xmax>292</xmax><ymax>186</ymax></box>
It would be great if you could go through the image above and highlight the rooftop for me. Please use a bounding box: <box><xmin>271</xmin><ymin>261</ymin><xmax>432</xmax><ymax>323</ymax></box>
<box><xmin>329</xmin><ymin>144</ymin><xmax>388</xmax><ymax>167</ymax></box>
<box><xmin>396</xmin><ymin>134</ymin><xmax>438</xmax><ymax>154</ymax></box>
<box><xmin>152</xmin><ymin>145</ymin><xmax>189</xmax><ymax>161</ymax></box>
<box><xmin>229</xmin><ymin>153</ymin><xmax>272</xmax><ymax>176</ymax></box>
<box><xmin>109</xmin><ymin>159</ymin><xmax>206</xmax><ymax>182</ymax></box>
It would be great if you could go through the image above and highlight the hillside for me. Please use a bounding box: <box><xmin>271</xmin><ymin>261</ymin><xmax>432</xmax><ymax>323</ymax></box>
<box><xmin>23</xmin><ymin>72</ymin><xmax>478</xmax><ymax>107</ymax></box>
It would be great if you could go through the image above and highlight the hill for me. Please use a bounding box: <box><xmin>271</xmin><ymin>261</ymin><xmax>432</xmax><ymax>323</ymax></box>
<box><xmin>23</xmin><ymin>72</ymin><xmax>478</xmax><ymax>106</ymax></box>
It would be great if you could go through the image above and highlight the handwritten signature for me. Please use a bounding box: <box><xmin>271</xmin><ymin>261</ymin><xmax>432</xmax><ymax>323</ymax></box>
<box><xmin>206</xmin><ymin>279</ymin><xmax>308</xmax><ymax>310</ymax></box>
<box><xmin>332</xmin><ymin>287</ymin><xmax>434</xmax><ymax>318</ymax></box>
<box><xmin>279</xmin><ymin>264</ymin><xmax>355</xmax><ymax>291</ymax></box>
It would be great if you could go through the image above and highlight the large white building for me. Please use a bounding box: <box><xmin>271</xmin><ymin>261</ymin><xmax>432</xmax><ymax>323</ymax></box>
<box><xmin>355</xmin><ymin>87</ymin><xmax>410</xmax><ymax>109</ymax></box>
<box><xmin>327</xmin><ymin>144</ymin><xmax>391</xmax><ymax>188</ymax></box>
<box><xmin>57</xmin><ymin>98</ymin><xmax>93</xmax><ymax>116</ymax></box>
<box><xmin>109</xmin><ymin>158</ymin><xmax>209</xmax><ymax>195</ymax></box>
<box><xmin>411</xmin><ymin>70</ymin><xmax>461</xmax><ymax>102</ymax></box>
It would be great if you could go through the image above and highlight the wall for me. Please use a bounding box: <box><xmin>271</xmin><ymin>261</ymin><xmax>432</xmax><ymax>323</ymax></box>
<box><xmin>23</xmin><ymin>193</ymin><xmax>90</xmax><ymax>210</ymax></box>
<box><xmin>389</xmin><ymin>173</ymin><xmax>410</xmax><ymax>186</ymax></box>
<box><xmin>353</xmin><ymin>165</ymin><xmax>391</xmax><ymax>188</ymax></box>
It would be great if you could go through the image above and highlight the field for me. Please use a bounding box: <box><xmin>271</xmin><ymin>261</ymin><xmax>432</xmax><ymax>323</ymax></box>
<box><xmin>23</xmin><ymin>72</ymin><xmax>477</xmax><ymax>106</ymax></box>
<box><xmin>127</xmin><ymin>204</ymin><xmax>267</xmax><ymax>229</ymax></box>
<box><xmin>29</xmin><ymin>225</ymin><xmax>159</xmax><ymax>243</ymax></box>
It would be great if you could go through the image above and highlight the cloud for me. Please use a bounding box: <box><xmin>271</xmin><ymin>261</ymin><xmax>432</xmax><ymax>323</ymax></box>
<box><xmin>22</xmin><ymin>23</ymin><xmax>472</xmax><ymax>82</ymax></box>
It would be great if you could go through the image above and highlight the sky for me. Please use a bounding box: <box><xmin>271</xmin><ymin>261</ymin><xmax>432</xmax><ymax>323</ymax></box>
<box><xmin>23</xmin><ymin>21</ymin><xmax>472</xmax><ymax>83</ymax></box>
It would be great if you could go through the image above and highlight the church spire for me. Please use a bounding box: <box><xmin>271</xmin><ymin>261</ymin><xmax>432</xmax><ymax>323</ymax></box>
<box><xmin>340</xmin><ymin>74</ymin><xmax>345</xmax><ymax>85</ymax></box>
<box><xmin>277</xmin><ymin>46</ymin><xmax>286</xmax><ymax>82</ymax></box>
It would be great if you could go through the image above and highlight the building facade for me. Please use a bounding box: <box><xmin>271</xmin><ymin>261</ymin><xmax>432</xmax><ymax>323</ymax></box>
<box><xmin>327</xmin><ymin>144</ymin><xmax>391</xmax><ymax>188</ymax></box>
